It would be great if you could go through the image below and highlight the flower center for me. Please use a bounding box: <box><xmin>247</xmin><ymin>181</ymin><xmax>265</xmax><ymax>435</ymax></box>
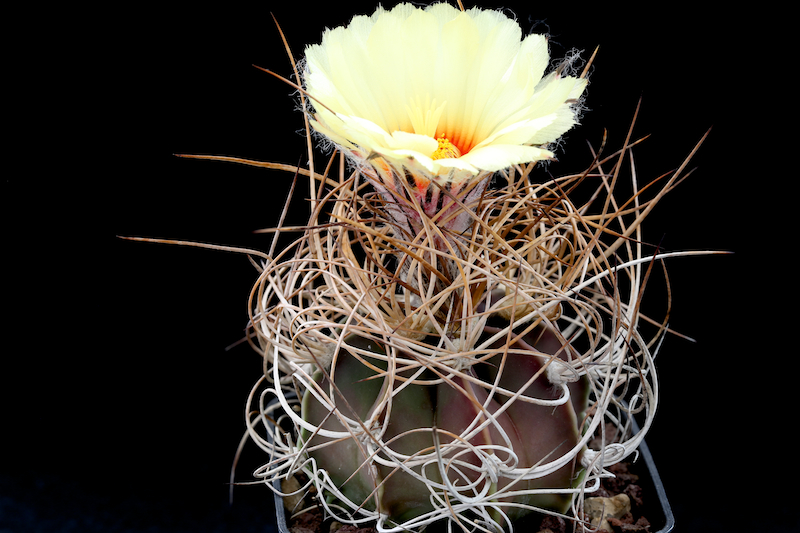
<box><xmin>431</xmin><ymin>134</ymin><xmax>461</xmax><ymax>160</ymax></box>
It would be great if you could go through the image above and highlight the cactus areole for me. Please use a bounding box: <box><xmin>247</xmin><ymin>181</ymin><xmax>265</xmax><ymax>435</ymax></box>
<box><xmin>248</xmin><ymin>3</ymin><xmax>670</xmax><ymax>532</ymax></box>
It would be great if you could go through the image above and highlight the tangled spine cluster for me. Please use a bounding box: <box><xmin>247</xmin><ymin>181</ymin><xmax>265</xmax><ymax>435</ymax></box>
<box><xmin>225</xmin><ymin>120</ymin><xmax>707</xmax><ymax>532</ymax></box>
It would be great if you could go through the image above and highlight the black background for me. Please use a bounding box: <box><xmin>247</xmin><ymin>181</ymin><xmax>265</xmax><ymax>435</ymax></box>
<box><xmin>4</xmin><ymin>1</ymin><xmax>793</xmax><ymax>532</ymax></box>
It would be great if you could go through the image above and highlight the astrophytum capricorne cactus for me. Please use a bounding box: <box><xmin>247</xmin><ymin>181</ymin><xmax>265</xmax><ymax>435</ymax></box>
<box><xmin>223</xmin><ymin>3</ymin><xmax>703</xmax><ymax>532</ymax></box>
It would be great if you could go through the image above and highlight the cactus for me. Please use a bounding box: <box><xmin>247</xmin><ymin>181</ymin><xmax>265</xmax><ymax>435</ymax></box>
<box><xmin>206</xmin><ymin>3</ymin><xmax>709</xmax><ymax>531</ymax></box>
<box><xmin>241</xmin><ymin>139</ymin><xmax>692</xmax><ymax>531</ymax></box>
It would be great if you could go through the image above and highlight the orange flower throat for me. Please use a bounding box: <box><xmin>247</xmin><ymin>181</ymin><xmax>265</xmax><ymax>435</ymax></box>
<box><xmin>431</xmin><ymin>134</ymin><xmax>462</xmax><ymax>160</ymax></box>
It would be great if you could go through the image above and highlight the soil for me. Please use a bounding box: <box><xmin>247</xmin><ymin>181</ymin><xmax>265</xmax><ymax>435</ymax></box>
<box><xmin>282</xmin><ymin>459</ymin><xmax>656</xmax><ymax>533</ymax></box>
<box><xmin>584</xmin><ymin>462</ymin><xmax>653</xmax><ymax>533</ymax></box>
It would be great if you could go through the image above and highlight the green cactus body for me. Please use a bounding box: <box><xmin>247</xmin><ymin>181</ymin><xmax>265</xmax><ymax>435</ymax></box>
<box><xmin>300</xmin><ymin>336</ymin><xmax>442</xmax><ymax>522</ymax></box>
<box><xmin>300</xmin><ymin>336</ymin><xmax>387</xmax><ymax>514</ymax></box>
<box><xmin>300</xmin><ymin>325</ymin><xmax>589</xmax><ymax>525</ymax></box>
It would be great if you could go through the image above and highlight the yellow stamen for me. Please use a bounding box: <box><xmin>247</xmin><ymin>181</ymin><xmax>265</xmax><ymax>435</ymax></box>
<box><xmin>431</xmin><ymin>134</ymin><xmax>461</xmax><ymax>160</ymax></box>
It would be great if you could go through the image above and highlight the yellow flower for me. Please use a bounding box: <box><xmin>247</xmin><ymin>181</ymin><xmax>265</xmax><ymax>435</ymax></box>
<box><xmin>303</xmin><ymin>2</ymin><xmax>586</xmax><ymax>229</ymax></box>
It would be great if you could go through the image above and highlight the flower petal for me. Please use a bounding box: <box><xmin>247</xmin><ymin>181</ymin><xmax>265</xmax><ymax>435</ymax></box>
<box><xmin>460</xmin><ymin>144</ymin><xmax>554</xmax><ymax>171</ymax></box>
